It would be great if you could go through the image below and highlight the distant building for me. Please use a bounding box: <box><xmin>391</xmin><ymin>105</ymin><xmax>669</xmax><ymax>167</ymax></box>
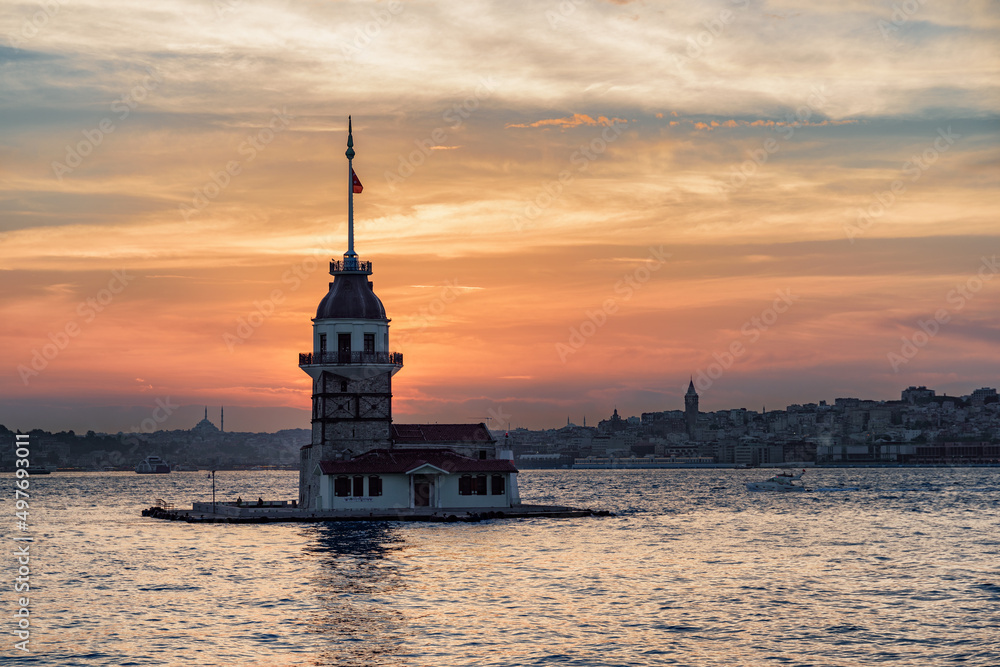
<box><xmin>969</xmin><ymin>387</ymin><xmax>997</xmax><ymax>405</ymax></box>
<box><xmin>902</xmin><ymin>386</ymin><xmax>936</xmax><ymax>404</ymax></box>
<box><xmin>685</xmin><ymin>378</ymin><xmax>699</xmax><ymax>436</ymax></box>
<box><xmin>598</xmin><ymin>408</ymin><xmax>627</xmax><ymax>434</ymax></box>
<box><xmin>192</xmin><ymin>407</ymin><xmax>220</xmax><ymax>435</ymax></box>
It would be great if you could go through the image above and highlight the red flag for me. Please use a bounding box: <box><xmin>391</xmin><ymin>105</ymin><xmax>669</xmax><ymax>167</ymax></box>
<box><xmin>352</xmin><ymin>169</ymin><xmax>363</xmax><ymax>194</ymax></box>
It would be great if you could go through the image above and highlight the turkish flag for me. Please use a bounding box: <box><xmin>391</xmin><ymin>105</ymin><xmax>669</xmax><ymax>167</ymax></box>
<box><xmin>352</xmin><ymin>169</ymin><xmax>363</xmax><ymax>194</ymax></box>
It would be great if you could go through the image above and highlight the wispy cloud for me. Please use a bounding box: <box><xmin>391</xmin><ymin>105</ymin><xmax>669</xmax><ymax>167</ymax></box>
<box><xmin>506</xmin><ymin>114</ymin><xmax>628</xmax><ymax>129</ymax></box>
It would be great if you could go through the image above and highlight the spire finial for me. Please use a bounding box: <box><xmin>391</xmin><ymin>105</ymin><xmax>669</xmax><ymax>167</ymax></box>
<box><xmin>346</xmin><ymin>115</ymin><xmax>355</xmax><ymax>159</ymax></box>
<box><xmin>345</xmin><ymin>116</ymin><xmax>357</xmax><ymax>265</ymax></box>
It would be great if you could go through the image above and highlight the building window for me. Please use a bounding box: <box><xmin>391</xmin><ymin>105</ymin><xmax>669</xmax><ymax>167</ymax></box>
<box><xmin>460</xmin><ymin>474</ymin><xmax>492</xmax><ymax>495</ymax></box>
<box><xmin>334</xmin><ymin>476</ymin><xmax>351</xmax><ymax>497</ymax></box>
<box><xmin>459</xmin><ymin>475</ymin><xmax>473</xmax><ymax>495</ymax></box>
<box><xmin>341</xmin><ymin>380</ymin><xmax>348</xmax><ymax>392</ymax></box>
<box><xmin>491</xmin><ymin>474</ymin><xmax>505</xmax><ymax>495</ymax></box>
<box><xmin>368</xmin><ymin>475</ymin><xmax>382</xmax><ymax>496</ymax></box>
<box><xmin>364</xmin><ymin>333</ymin><xmax>375</xmax><ymax>353</ymax></box>
<box><xmin>353</xmin><ymin>475</ymin><xmax>364</xmax><ymax>497</ymax></box>
<box><xmin>319</xmin><ymin>333</ymin><xmax>327</xmax><ymax>355</ymax></box>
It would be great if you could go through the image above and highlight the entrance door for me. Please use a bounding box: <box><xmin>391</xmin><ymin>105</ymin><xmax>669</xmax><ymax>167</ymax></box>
<box><xmin>338</xmin><ymin>333</ymin><xmax>352</xmax><ymax>364</ymax></box>
<box><xmin>413</xmin><ymin>475</ymin><xmax>432</xmax><ymax>507</ymax></box>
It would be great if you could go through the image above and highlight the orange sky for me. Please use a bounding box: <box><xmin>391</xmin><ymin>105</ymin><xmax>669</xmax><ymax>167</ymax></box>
<box><xmin>1</xmin><ymin>1</ymin><xmax>998</xmax><ymax>432</ymax></box>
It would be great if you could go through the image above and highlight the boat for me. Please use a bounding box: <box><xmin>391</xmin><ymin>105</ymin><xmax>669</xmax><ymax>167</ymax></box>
<box><xmin>135</xmin><ymin>456</ymin><xmax>171</xmax><ymax>474</ymax></box>
<box><xmin>25</xmin><ymin>465</ymin><xmax>53</xmax><ymax>475</ymax></box>
<box><xmin>746</xmin><ymin>469</ymin><xmax>808</xmax><ymax>492</ymax></box>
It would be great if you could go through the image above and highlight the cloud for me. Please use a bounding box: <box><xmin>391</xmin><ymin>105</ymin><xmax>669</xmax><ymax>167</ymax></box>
<box><xmin>506</xmin><ymin>114</ymin><xmax>628</xmax><ymax>129</ymax></box>
<box><xmin>686</xmin><ymin>118</ymin><xmax>864</xmax><ymax>131</ymax></box>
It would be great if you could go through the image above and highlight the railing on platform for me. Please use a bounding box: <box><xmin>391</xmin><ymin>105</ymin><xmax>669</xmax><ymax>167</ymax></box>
<box><xmin>329</xmin><ymin>259</ymin><xmax>372</xmax><ymax>273</ymax></box>
<box><xmin>299</xmin><ymin>351</ymin><xmax>403</xmax><ymax>366</ymax></box>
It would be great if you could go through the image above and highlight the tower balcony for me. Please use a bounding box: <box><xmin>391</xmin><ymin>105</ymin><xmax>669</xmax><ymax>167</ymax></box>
<box><xmin>330</xmin><ymin>259</ymin><xmax>373</xmax><ymax>275</ymax></box>
<box><xmin>299</xmin><ymin>351</ymin><xmax>403</xmax><ymax>368</ymax></box>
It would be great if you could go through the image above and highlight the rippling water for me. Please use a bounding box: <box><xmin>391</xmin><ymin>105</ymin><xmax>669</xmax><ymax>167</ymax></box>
<box><xmin>4</xmin><ymin>468</ymin><xmax>999</xmax><ymax>666</ymax></box>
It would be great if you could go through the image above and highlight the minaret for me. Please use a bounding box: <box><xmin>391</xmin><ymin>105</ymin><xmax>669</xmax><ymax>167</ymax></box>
<box><xmin>297</xmin><ymin>117</ymin><xmax>403</xmax><ymax>509</ymax></box>
<box><xmin>221</xmin><ymin>406</ymin><xmax>224</xmax><ymax>433</ymax></box>
<box><xmin>685</xmin><ymin>377</ymin><xmax>699</xmax><ymax>438</ymax></box>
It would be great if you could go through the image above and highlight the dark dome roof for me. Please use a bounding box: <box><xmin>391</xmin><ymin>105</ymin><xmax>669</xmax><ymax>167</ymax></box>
<box><xmin>315</xmin><ymin>273</ymin><xmax>387</xmax><ymax>320</ymax></box>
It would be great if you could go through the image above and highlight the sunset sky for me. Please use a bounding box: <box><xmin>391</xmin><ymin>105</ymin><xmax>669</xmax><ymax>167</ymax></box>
<box><xmin>2</xmin><ymin>0</ymin><xmax>998</xmax><ymax>433</ymax></box>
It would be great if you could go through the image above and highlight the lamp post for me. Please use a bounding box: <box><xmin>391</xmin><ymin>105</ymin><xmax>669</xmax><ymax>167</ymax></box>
<box><xmin>210</xmin><ymin>469</ymin><xmax>217</xmax><ymax>513</ymax></box>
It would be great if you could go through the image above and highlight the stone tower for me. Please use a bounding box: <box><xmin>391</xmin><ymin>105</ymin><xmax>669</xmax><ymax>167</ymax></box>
<box><xmin>298</xmin><ymin>118</ymin><xmax>403</xmax><ymax>508</ymax></box>
<box><xmin>684</xmin><ymin>377</ymin><xmax>699</xmax><ymax>437</ymax></box>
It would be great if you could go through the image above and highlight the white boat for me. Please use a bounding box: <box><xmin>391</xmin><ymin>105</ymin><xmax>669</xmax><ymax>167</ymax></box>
<box><xmin>746</xmin><ymin>469</ymin><xmax>808</xmax><ymax>492</ymax></box>
<box><xmin>135</xmin><ymin>456</ymin><xmax>171</xmax><ymax>474</ymax></box>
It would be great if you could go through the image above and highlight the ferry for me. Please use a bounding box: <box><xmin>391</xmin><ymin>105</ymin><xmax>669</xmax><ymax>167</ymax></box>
<box><xmin>135</xmin><ymin>456</ymin><xmax>171</xmax><ymax>474</ymax></box>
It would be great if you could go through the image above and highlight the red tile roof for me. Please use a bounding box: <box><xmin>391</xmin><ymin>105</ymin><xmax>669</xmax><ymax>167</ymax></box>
<box><xmin>391</xmin><ymin>423</ymin><xmax>496</xmax><ymax>446</ymax></box>
<box><xmin>319</xmin><ymin>448</ymin><xmax>517</xmax><ymax>475</ymax></box>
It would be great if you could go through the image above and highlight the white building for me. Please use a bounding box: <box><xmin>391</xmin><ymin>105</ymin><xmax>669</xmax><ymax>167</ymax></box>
<box><xmin>318</xmin><ymin>447</ymin><xmax>519</xmax><ymax>511</ymax></box>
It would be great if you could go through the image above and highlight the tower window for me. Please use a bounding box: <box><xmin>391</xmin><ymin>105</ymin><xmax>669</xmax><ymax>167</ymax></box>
<box><xmin>341</xmin><ymin>380</ymin><xmax>348</xmax><ymax>392</ymax></box>
<box><xmin>364</xmin><ymin>333</ymin><xmax>375</xmax><ymax>353</ymax></box>
<box><xmin>338</xmin><ymin>333</ymin><xmax>351</xmax><ymax>363</ymax></box>
<box><xmin>319</xmin><ymin>333</ymin><xmax>327</xmax><ymax>355</ymax></box>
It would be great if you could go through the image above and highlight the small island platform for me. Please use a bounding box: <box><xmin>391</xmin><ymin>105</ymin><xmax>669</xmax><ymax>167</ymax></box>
<box><xmin>142</xmin><ymin>501</ymin><xmax>611</xmax><ymax>524</ymax></box>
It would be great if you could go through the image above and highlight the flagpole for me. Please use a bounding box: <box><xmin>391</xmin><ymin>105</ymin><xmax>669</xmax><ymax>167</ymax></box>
<box><xmin>345</xmin><ymin>115</ymin><xmax>357</xmax><ymax>270</ymax></box>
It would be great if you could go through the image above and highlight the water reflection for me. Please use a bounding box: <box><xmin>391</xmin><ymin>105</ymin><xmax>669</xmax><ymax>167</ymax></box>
<box><xmin>303</xmin><ymin>523</ymin><xmax>408</xmax><ymax>666</ymax></box>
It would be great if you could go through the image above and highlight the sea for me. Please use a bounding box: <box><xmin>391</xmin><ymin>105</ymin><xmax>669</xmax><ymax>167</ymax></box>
<box><xmin>3</xmin><ymin>467</ymin><xmax>998</xmax><ymax>666</ymax></box>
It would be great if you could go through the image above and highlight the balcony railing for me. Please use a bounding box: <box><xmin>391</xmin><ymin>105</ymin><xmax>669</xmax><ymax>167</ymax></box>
<box><xmin>299</xmin><ymin>351</ymin><xmax>403</xmax><ymax>367</ymax></box>
<box><xmin>329</xmin><ymin>259</ymin><xmax>373</xmax><ymax>274</ymax></box>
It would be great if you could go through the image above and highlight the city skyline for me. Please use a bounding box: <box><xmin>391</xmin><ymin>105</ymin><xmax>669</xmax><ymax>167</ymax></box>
<box><xmin>3</xmin><ymin>2</ymin><xmax>999</xmax><ymax>433</ymax></box>
<box><xmin>2</xmin><ymin>382</ymin><xmax>994</xmax><ymax>436</ymax></box>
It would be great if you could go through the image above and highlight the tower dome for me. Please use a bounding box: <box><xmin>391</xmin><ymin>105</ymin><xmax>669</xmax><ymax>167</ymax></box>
<box><xmin>315</xmin><ymin>272</ymin><xmax>386</xmax><ymax>320</ymax></box>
